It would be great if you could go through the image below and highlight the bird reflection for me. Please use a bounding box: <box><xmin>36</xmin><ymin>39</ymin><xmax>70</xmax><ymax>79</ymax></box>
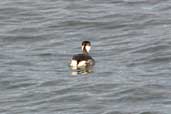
<box><xmin>70</xmin><ymin>66</ymin><xmax>94</xmax><ymax>75</ymax></box>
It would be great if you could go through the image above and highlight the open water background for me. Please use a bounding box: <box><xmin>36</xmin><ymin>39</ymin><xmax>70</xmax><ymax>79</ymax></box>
<box><xmin>0</xmin><ymin>0</ymin><xmax>171</xmax><ymax>114</ymax></box>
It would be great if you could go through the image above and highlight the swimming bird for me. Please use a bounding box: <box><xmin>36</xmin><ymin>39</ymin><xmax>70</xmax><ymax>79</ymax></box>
<box><xmin>70</xmin><ymin>41</ymin><xmax>95</xmax><ymax>68</ymax></box>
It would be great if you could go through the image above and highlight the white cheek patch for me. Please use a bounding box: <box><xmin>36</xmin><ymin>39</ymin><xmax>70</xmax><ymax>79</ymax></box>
<box><xmin>82</xmin><ymin>45</ymin><xmax>91</xmax><ymax>52</ymax></box>
<box><xmin>85</xmin><ymin>46</ymin><xmax>91</xmax><ymax>52</ymax></box>
<box><xmin>81</xmin><ymin>46</ymin><xmax>84</xmax><ymax>51</ymax></box>
<box><xmin>78</xmin><ymin>61</ymin><xmax>86</xmax><ymax>67</ymax></box>
<box><xmin>70</xmin><ymin>60</ymin><xmax>77</xmax><ymax>67</ymax></box>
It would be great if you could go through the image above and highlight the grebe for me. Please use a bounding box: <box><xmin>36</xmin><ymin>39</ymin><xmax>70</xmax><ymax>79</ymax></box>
<box><xmin>70</xmin><ymin>41</ymin><xmax>95</xmax><ymax>68</ymax></box>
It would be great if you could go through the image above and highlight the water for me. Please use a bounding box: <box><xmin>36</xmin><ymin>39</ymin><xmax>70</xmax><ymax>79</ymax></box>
<box><xmin>0</xmin><ymin>0</ymin><xmax>171</xmax><ymax>114</ymax></box>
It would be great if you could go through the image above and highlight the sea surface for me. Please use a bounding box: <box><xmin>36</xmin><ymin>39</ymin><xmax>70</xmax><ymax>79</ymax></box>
<box><xmin>0</xmin><ymin>0</ymin><xmax>171</xmax><ymax>114</ymax></box>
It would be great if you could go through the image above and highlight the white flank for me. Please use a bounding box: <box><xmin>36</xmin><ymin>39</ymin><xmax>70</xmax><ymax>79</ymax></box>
<box><xmin>70</xmin><ymin>60</ymin><xmax>77</xmax><ymax>67</ymax></box>
<box><xmin>78</xmin><ymin>61</ymin><xmax>86</xmax><ymax>67</ymax></box>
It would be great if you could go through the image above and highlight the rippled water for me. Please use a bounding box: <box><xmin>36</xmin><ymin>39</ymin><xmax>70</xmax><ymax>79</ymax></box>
<box><xmin>0</xmin><ymin>0</ymin><xmax>171</xmax><ymax>114</ymax></box>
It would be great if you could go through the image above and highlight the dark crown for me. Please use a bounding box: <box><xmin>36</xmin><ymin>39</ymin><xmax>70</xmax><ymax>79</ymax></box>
<box><xmin>82</xmin><ymin>41</ymin><xmax>91</xmax><ymax>46</ymax></box>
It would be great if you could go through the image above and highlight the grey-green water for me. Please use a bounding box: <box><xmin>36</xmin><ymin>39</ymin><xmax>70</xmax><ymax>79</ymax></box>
<box><xmin>0</xmin><ymin>0</ymin><xmax>171</xmax><ymax>114</ymax></box>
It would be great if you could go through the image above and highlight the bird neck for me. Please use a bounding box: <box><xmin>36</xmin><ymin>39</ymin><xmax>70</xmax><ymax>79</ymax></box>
<box><xmin>82</xmin><ymin>46</ymin><xmax>89</xmax><ymax>55</ymax></box>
